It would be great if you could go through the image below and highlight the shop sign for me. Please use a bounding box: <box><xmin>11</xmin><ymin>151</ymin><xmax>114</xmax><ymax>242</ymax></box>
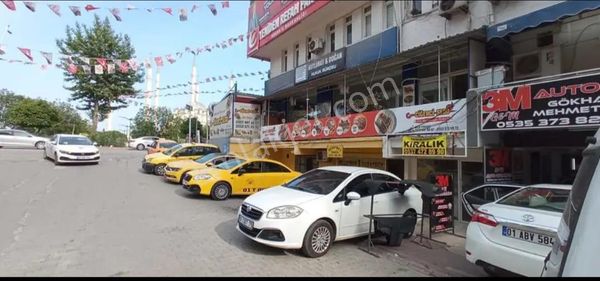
<box><xmin>295</xmin><ymin>64</ymin><xmax>307</xmax><ymax>84</ymax></box>
<box><xmin>306</xmin><ymin>48</ymin><xmax>345</xmax><ymax>81</ymax></box>
<box><xmin>210</xmin><ymin>96</ymin><xmax>233</xmax><ymax>139</ymax></box>
<box><xmin>401</xmin><ymin>135</ymin><xmax>447</xmax><ymax>156</ymax></box>
<box><xmin>260</xmin><ymin>99</ymin><xmax>467</xmax><ymax>142</ymax></box>
<box><xmin>484</xmin><ymin>148</ymin><xmax>513</xmax><ymax>183</ymax></box>
<box><xmin>233</xmin><ymin>102</ymin><xmax>261</xmax><ymax>139</ymax></box>
<box><xmin>326</xmin><ymin>144</ymin><xmax>343</xmax><ymax>158</ymax></box>
<box><xmin>430</xmin><ymin>173</ymin><xmax>454</xmax><ymax>234</ymax></box>
<box><xmin>247</xmin><ymin>0</ymin><xmax>331</xmax><ymax>56</ymax></box>
<box><xmin>481</xmin><ymin>74</ymin><xmax>600</xmax><ymax>131</ymax></box>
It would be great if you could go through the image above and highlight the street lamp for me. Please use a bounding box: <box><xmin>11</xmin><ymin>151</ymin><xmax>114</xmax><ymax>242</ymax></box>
<box><xmin>185</xmin><ymin>104</ymin><xmax>193</xmax><ymax>143</ymax></box>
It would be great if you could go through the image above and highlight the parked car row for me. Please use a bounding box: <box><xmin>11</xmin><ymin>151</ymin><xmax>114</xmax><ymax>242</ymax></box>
<box><xmin>139</xmin><ymin>146</ymin><xmax>424</xmax><ymax>257</ymax></box>
<box><xmin>0</xmin><ymin>128</ymin><xmax>49</xmax><ymax>149</ymax></box>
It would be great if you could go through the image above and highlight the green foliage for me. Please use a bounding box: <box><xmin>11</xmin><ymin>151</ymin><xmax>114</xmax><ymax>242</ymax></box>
<box><xmin>56</xmin><ymin>15</ymin><xmax>143</xmax><ymax>131</ymax></box>
<box><xmin>179</xmin><ymin>117</ymin><xmax>207</xmax><ymax>140</ymax></box>
<box><xmin>131</xmin><ymin>107</ymin><xmax>182</xmax><ymax>140</ymax></box>
<box><xmin>46</xmin><ymin>101</ymin><xmax>91</xmax><ymax>135</ymax></box>
<box><xmin>6</xmin><ymin>99</ymin><xmax>60</xmax><ymax>134</ymax></box>
<box><xmin>90</xmin><ymin>130</ymin><xmax>127</xmax><ymax>147</ymax></box>
<box><xmin>0</xmin><ymin>89</ymin><xmax>26</xmax><ymax>128</ymax></box>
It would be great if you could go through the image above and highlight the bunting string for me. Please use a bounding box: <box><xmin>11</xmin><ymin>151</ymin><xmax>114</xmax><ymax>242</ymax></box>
<box><xmin>2</xmin><ymin>1</ymin><xmax>231</xmax><ymax>22</ymax></box>
<box><xmin>128</xmin><ymin>87</ymin><xmax>265</xmax><ymax>101</ymax></box>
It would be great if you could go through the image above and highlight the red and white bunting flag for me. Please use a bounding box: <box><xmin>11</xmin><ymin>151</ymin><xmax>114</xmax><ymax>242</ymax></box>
<box><xmin>238</xmin><ymin>34</ymin><xmax>244</xmax><ymax>42</ymax></box>
<box><xmin>40</xmin><ymin>51</ymin><xmax>52</xmax><ymax>64</ymax></box>
<box><xmin>85</xmin><ymin>4</ymin><xmax>100</xmax><ymax>12</ymax></box>
<box><xmin>191</xmin><ymin>4</ymin><xmax>199</xmax><ymax>13</ymax></box>
<box><xmin>94</xmin><ymin>64</ymin><xmax>103</xmax><ymax>74</ymax></box>
<box><xmin>82</xmin><ymin>65</ymin><xmax>92</xmax><ymax>74</ymax></box>
<box><xmin>126</xmin><ymin>4</ymin><xmax>136</xmax><ymax>10</ymax></box>
<box><xmin>208</xmin><ymin>4</ymin><xmax>217</xmax><ymax>16</ymax></box>
<box><xmin>96</xmin><ymin>58</ymin><xmax>107</xmax><ymax>69</ymax></box>
<box><xmin>17</xmin><ymin>47</ymin><xmax>33</xmax><ymax>61</ymax></box>
<box><xmin>127</xmin><ymin>59</ymin><xmax>138</xmax><ymax>71</ymax></box>
<box><xmin>69</xmin><ymin>6</ymin><xmax>81</xmax><ymax>16</ymax></box>
<box><xmin>222</xmin><ymin>1</ymin><xmax>230</xmax><ymax>8</ymax></box>
<box><xmin>1</xmin><ymin>0</ymin><xmax>16</xmax><ymax>11</ymax></box>
<box><xmin>146</xmin><ymin>8</ymin><xmax>152</xmax><ymax>13</ymax></box>
<box><xmin>0</xmin><ymin>44</ymin><xmax>5</xmax><ymax>55</ymax></box>
<box><xmin>179</xmin><ymin>8</ymin><xmax>188</xmax><ymax>21</ymax></box>
<box><xmin>196</xmin><ymin>47</ymin><xmax>203</xmax><ymax>54</ymax></box>
<box><xmin>110</xmin><ymin>8</ymin><xmax>122</xmax><ymax>21</ymax></box>
<box><xmin>166</xmin><ymin>54</ymin><xmax>175</xmax><ymax>64</ymax></box>
<box><xmin>161</xmin><ymin>8</ymin><xmax>173</xmax><ymax>15</ymax></box>
<box><xmin>107</xmin><ymin>63</ymin><xmax>115</xmax><ymax>74</ymax></box>
<box><xmin>119</xmin><ymin>60</ymin><xmax>129</xmax><ymax>73</ymax></box>
<box><xmin>228</xmin><ymin>38</ymin><xmax>233</xmax><ymax>46</ymax></box>
<box><xmin>48</xmin><ymin>4</ymin><xmax>61</xmax><ymax>16</ymax></box>
<box><xmin>154</xmin><ymin>56</ymin><xmax>163</xmax><ymax>67</ymax></box>
<box><xmin>80</xmin><ymin>57</ymin><xmax>90</xmax><ymax>65</ymax></box>
<box><xmin>68</xmin><ymin>63</ymin><xmax>78</xmax><ymax>74</ymax></box>
<box><xmin>23</xmin><ymin>1</ymin><xmax>35</xmax><ymax>12</ymax></box>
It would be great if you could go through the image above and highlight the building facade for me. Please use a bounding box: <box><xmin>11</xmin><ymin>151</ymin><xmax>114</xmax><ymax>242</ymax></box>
<box><xmin>247</xmin><ymin>0</ymin><xmax>600</xmax><ymax>222</ymax></box>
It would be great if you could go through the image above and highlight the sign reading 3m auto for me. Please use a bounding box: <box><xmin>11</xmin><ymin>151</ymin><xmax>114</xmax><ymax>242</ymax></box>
<box><xmin>401</xmin><ymin>135</ymin><xmax>447</xmax><ymax>156</ymax></box>
<box><xmin>481</xmin><ymin>74</ymin><xmax>600</xmax><ymax>131</ymax></box>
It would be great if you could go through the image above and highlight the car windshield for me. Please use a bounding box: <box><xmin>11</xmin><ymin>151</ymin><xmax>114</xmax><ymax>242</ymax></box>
<box><xmin>215</xmin><ymin>159</ymin><xmax>246</xmax><ymax>170</ymax></box>
<box><xmin>497</xmin><ymin>187</ymin><xmax>571</xmax><ymax>213</ymax></box>
<box><xmin>282</xmin><ymin>169</ymin><xmax>350</xmax><ymax>195</ymax></box>
<box><xmin>58</xmin><ymin>136</ymin><xmax>92</xmax><ymax>145</ymax></box>
<box><xmin>195</xmin><ymin>153</ymin><xmax>224</xmax><ymax>164</ymax></box>
<box><xmin>163</xmin><ymin>144</ymin><xmax>182</xmax><ymax>155</ymax></box>
<box><xmin>160</xmin><ymin>142</ymin><xmax>177</xmax><ymax>149</ymax></box>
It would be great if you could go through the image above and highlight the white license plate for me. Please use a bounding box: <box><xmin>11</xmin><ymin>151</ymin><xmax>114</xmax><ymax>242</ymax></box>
<box><xmin>502</xmin><ymin>226</ymin><xmax>554</xmax><ymax>246</ymax></box>
<box><xmin>77</xmin><ymin>156</ymin><xmax>91</xmax><ymax>160</ymax></box>
<box><xmin>238</xmin><ymin>215</ymin><xmax>254</xmax><ymax>230</ymax></box>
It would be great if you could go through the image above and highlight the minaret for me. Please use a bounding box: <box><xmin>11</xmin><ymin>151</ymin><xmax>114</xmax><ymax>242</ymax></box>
<box><xmin>144</xmin><ymin>59</ymin><xmax>153</xmax><ymax>108</ymax></box>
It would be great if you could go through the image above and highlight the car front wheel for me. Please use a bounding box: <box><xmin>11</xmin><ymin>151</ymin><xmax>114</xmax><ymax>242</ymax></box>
<box><xmin>302</xmin><ymin>220</ymin><xmax>334</xmax><ymax>258</ymax></box>
<box><xmin>210</xmin><ymin>182</ymin><xmax>231</xmax><ymax>200</ymax></box>
<box><xmin>154</xmin><ymin>164</ymin><xmax>166</xmax><ymax>176</ymax></box>
<box><xmin>35</xmin><ymin>141</ymin><xmax>45</xmax><ymax>149</ymax></box>
<box><xmin>136</xmin><ymin>144</ymin><xmax>145</xmax><ymax>150</ymax></box>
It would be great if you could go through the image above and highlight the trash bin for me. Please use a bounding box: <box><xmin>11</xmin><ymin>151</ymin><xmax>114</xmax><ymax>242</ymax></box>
<box><xmin>372</xmin><ymin>214</ymin><xmax>417</xmax><ymax>246</ymax></box>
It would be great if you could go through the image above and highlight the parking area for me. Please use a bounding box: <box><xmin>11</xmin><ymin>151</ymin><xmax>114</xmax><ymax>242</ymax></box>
<box><xmin>0</xmin><ymin>148</ymin><xmax>485</xmax><ymax>276</ymax></box>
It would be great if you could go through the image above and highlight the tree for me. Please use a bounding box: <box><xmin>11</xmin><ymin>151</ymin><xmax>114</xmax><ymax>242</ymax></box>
<box><xmin>0</xmin><ymin>89</ymin><xmax>25</xmax><ymax>128</ymax></box>
<box><xmin>6</xmin><ymin>99</ymin><xmax>60</xmax><ymax>134</ymax></box>
<box><xmin>131</xmin><ymin>107</ymin><xmax>180</xmax><ymax>139</ymax></box>
<box><xmin>56</xmin><ymin>15</ymin><xmax>143</xmax><ymax>131</ymax></box>
<box><xmin>179</xmin><ymin>117</ymin><xmax>207</xmax><ymax>141</ymax></box>
<box><xmin>46</xmin><ymin>101</ymin><xmax>90</xmax><ymax>135</ymax></box>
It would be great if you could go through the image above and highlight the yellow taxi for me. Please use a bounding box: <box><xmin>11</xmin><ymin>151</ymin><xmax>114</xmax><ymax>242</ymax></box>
<box><xmin>181</xmin><ymin>158</ymin><xmax>301</xmax><ymax>200</ymax></box>
<box><xmin>142</xmin><ymin>143</ymin><xmax>220</xmax><ymax>176</ymax></box>
<box><xmin>163</xmin><ymin>152</ymin><xmax>239</xmax><ymax>183</ymax></box>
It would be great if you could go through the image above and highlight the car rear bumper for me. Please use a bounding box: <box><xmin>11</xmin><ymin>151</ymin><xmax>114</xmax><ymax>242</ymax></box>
<box><xmin>465</xmin><ymin>222</ymin><xmax>547</xmax><ymax>276</ymax></box>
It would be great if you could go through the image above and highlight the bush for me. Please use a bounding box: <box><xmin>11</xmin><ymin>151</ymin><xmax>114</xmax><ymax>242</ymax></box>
<box><xmin>90</xmin><ymin>131</ymin><xmax>128</xmax><ymax>147</ymax></box>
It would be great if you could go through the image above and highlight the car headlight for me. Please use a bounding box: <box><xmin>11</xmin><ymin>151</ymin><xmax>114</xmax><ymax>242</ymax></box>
<box><xmin>267</xmin><ymin>205</ymin><xmax>303</xmax><ymax>219</ymax></box>
<box><xmin>59</xmin><ymin>150</ymin><xmax>69</xmax><ymax>154</ymax></box>
<box><xmin>194</xmin><ymin>174</ymin><xmax>212</xmax><ymax>180</ymax></box>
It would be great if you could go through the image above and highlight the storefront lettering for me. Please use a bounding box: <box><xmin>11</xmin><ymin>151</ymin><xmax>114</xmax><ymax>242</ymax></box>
<box><xmin>533</xmin><ymin>82</ymin><xmax>600</xmax><ymax>99</ymax></box>
<box><xmin>482</xmin><ymin>85</ymin><xmax>532</xmax><ymax>113</ymax></box>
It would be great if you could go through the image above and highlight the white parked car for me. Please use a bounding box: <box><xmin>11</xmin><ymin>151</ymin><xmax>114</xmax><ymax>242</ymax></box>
<box><xmin>44</xmin><ymin>134</ymin><xmax>100</xmax><ymax>165</ymax></box>
<box><xmin>127</xmin><ymin>136</ymin><xmax>159</xmax><ymax>150</ymax></box>
<box><xmin>465</xmin><ymin>184</ymin><xmax>571</xmax><ymax>277</ymax></box>
<box><xmin>236</xmin><ymin>166</ymin><xmax>423</xmax><ymax>258</ymax></box>
<box><xmin>0</xmin><ymin>129</ymin><xmax>49</xmax><ymax>149</ymax></box>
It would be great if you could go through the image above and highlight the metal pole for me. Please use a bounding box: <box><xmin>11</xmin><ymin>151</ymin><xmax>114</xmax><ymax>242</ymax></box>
<box><xmin>438</xmin><ymin>45</ymin><xmax>441</xmax><ymax>101</ymax></box>
<box><xmin>188</xmin><ymin>116</ymin><xmax>192</xmax><ymax>143</ymax></box>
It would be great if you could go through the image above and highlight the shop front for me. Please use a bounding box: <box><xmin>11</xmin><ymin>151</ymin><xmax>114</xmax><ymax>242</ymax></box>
<box><xmin>479</xmin><ymin>72</ymin><xmax>600</xmax><ymax>186</ymax></box>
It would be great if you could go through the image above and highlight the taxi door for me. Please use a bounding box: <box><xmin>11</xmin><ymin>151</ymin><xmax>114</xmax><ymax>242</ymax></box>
<box><xmin>232</xmin><ymin>161</ymin><xmax>262</xmax><ymax>194</ymax></box>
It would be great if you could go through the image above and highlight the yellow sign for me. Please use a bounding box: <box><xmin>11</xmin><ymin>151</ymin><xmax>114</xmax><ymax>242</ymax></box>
<box><xmin>402</xmin><ymin>135</ymin><xmax>447</xmax><ymax>156</ymax></box>
<box><xmin>327</xmin><ymin>145</ymin><xmax>344</xmax><ymax>158</ymax></box>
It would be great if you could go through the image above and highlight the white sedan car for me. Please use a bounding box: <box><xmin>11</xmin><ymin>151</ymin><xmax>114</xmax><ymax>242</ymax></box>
<box><xmin>236</xmin><ymin>166</ymin><xmax>423</xmax><ymax>257</ymax></box>
<box><xmin>465</xmin><ymin>184</ymin><xmax>571</xmax><ymax>276</ymax></box>
<box><xmin>44</xmin><ymin>134</ymin><xmax>100</xmax><ymax>165</ymax></box>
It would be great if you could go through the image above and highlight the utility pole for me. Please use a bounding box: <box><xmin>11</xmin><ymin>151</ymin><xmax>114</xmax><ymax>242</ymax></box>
<box><xmin>119</xmin><ymin>116</ymin><xmax>134</xmax><ymax>141</ymax></box>
<box><xmin>186</xmin><ymin>104</ymin><xmax>193</xmax><ymax>143</ymax></box>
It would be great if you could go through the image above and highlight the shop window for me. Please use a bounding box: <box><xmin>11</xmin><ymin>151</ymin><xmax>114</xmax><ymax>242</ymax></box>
<box><xmin>281</xmin><ymin>50</ymin><xmax>288</xmax><ymax>73</ymax></box>
<box><xmin>451</xmin><ymin>73</ymin><xmax>468</xmax><ymax>99</ymax></box>
<box><xmin>346</xmin><ymin>78</ymin><xmax>400</xmax><ymax>114</ymax></box>
<box><xmin>328</xmin><ymin>24</ymin><xmax>336</xmax><ymax>53</ymax></box>
<box><xmin>289</xmin><ymin>95</ymin><xmax>308</xmax><ymax>122</ymax></box>
<box><xmin>418</xmin><ymin>80</ymin><xmax>448</xmax><ymax>104</ymax></box>
<box><xmin>268</xmin><ymin>99</ymin><xmax>287</xmax><ymax>125</ymax></box>
<box><xmin>294</xmin><ymin>43</ymin><xmax>300</xmax><ymax>67</ymax></box>
<box><xmin>306</xmin><ymin>37</ymin><xmax>313</xmax><ymax>61</ymax></box>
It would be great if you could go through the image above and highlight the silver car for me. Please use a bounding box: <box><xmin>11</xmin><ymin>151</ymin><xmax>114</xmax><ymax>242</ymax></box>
<box><xmin>0</xmin><ymin>129</ymin><xmax>49</xmax><ymax>149</ymax></box>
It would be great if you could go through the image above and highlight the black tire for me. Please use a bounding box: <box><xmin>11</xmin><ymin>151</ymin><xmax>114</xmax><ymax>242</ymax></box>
<box><xmin>403</xmin><ymin>209</ymin><xmax>417</xmax><ymax>238</ymax></box>
<box><xmin>301</xmin><ymin>220</ymin><xmax>334</xmax><ymax>258</ymax></box>
<box><xmin>136</xmin><ymin>144</ymin><xmax>145</xmax><ymax>151</ymax></box>
<box><xmin>180</xmin><ymin>171</ymin><xmax>189</xmax><ymax>184</ymax></box>
<box><xmin>153</xmin><ymin>164</ymin><xmax>166</xmax><ymax>176</ymax></box>
<box><xmin>35</xmin><ymin>141</ymin><xmax>45</xmax><ymax>150</ymax></box>
<box><xmin>210</xmin><ymin>182</ymin><xmax>231</xmax><ymax>200</ymax></box>
<box><xmin>483</xmin><ymin>264</ymin><xmax>504</xmax><ymax>276</ymax></box>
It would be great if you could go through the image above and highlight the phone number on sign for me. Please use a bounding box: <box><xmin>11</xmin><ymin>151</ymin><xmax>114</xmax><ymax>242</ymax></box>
<box><xmin>493</xmin><ymin>116</ymin><xmax>600</xmax><ymax>129</ymax></box>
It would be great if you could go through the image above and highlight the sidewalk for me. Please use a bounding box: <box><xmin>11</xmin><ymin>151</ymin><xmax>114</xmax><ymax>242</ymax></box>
<box><xmin>355</xmin><ymin>221</ymin><xmax>487</xmax><ymax>277</ymax></box>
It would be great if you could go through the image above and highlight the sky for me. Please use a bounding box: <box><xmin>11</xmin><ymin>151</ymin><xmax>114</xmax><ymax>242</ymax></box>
<box><xmin>0</xmin><ymin>0</ymin><xmax>268</xmax><ymax>132</ymax></box>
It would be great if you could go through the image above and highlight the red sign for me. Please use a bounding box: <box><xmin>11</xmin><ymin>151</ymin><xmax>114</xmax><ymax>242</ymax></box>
<box><xmin>247</xmin><ymin>0</ymin><xmax>330</xmax><ymax>56</ymax></box>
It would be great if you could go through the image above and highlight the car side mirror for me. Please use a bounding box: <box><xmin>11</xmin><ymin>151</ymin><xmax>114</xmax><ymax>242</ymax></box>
<box><xmin>345</xmin><ymin>191</ymin><xmax>361</xmax><ymax>205</ymax></box>
<box><xmin>206</xmin><ymin>162</ymin><xmax>214</xmax><ymax>167</ymax></box>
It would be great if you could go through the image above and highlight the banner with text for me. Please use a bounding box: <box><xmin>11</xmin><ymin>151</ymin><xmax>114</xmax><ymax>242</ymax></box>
<box><xmin>401</xmin><ymin>135</ymin><xmax>447</xmax><ymax>156</ymax></box>
<box><xmin>209</xmin><ymin>96</ymin><xmax>233</xmax><ymax>139</ymax></box>
<box><xmin>233</xmin><ymin>102</ymin><xmax>261</xmax><ymax>139</ymax></box>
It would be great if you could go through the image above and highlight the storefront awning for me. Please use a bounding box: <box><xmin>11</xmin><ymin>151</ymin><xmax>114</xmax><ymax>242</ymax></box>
<box><xmin>259</xmin><ymin>137</ymin><xmax>383</xmax><ymax>151</ymax></box>
<box><xmin>487</xmin><ymin>0</ymin><xmax>600</xmax><ymax>41</ymax></box>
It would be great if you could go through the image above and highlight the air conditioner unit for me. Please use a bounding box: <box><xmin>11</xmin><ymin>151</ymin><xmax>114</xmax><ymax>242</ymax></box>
<box><xmin>439</xmin><ymin>0</ymin><xmax>468</xmax><ymax>19</ymax></box>
<box><xmin>308</xmin><ymin>38</ymin><xmax>324</xmax><ymax>54</ymax></box>
<box><xmin>512</xmin><ymin>47</ymin><xmax>561</xmax><ymax>81</ymax></box>
<box><xmin>316</xmin><ymin>151</ymin><xmax>328</xmax><ymax>161</ymax></box>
